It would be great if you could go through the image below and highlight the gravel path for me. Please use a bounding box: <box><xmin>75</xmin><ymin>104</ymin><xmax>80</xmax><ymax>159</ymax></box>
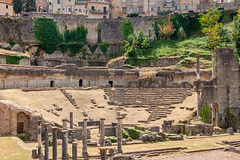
<box><xmin>156</xmin><ymin>151</ymin><xmax>240</xmax><ymax>160</ymax></box>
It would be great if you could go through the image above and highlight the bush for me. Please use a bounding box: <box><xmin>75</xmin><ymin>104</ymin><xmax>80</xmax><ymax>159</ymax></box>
<box><xmin>6</xmin><ymin>55</ymin><xmax>27</xmax><ymax>64</ymax></box>
<box><xmin>64</xmin><ymin>25</ymin><xmax>88</xmax><ymax>43</ymax></box>
<box><xmin>122</xmin><ymin>129</ymin><xmax>129</xmax><ymax>139</ymax></box>
<box><xmin>127</xmin><ymin>13</ymin><xmax>138</xmax><ymax>17</ymax></box>
<box><xmin>105</xmin><ymin>136</ymin><xmax>117</xmax><ymax>143</ymax></box>
<box><xmin>33</xmin><ymin>18</ymin><xmax>63</xmax><ymax>54</ymax></box>
<box><xmin>134</xmin><ymin>126</ymin><xmax>146</xmax><ymax>131</ymax></box>
<box><xmin>99</xmin><ymin>43</ymin><xmax>111</xmax><ymax>54</ymax></box>
<box><xmin>125</xmin><ymin>128</ymin><xmax>140</xmax><ymax>140</ymax></box>
<box><xmin>121</xmin><ymin>20</ymin><xmax>134</xmax><ymax>38</ymax></box>
<box><xmin>200</xmin><ymin>103</ymin><xmax>211</xmax><ymax>124</ymax></box>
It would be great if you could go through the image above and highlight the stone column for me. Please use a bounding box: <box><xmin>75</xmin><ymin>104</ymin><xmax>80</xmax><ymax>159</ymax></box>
<box><xmin>100</xmin><ymin>118</ymin><xmax>105</xmax><ymax>147</ymax></box>
<box><xmin>62</xmin><ymin>118</ymin><xmax>68</xmax><ymax>130</ymax></box>
<box><xmin>70</xmin><ymin>112</ymin><xmax>73</xmax><ymax>129</ymax></box>
<box><xmin>37</xmin><ymin>120</ymin><xmax>42</xmax><ymax>160</ymax></box>
<box><xmin>44</xmin><ymin>123</ymin><xmax>49</xmax><ymax>160</ymax></box>
<box><xmin>62</xmin><ymin>130</ymin><xmax>68</xmax><ymax>160</ymax></box>
<box><xmin>117</xmin><ymin>117</ymin><xmax>123</xmax><ymax>153</ymax></box>
<box><xmin>211</xmin><ymin>103</ymin><xmax>215</xmax><ymax>126</ymax></box>
<box><xmin>197</xmin><ymin>92</ymin><xmax>200</xmax><ymax>117</ymax></box>
<box><xmin>72</xmin><ymin>141</ymin><xmax>78</xmax><ymax>160</ymax></box>
<box><xmin>196</xmin><ymin>55</ymin><xmax>200</xmax><ymax>80</ymax></box>
<box><xmin>52</xmin><ymin>127</ymin><xmax>58</xmax><ymax>160</ymax></box>
<box><xmin>82</xmin><ymin>119</ymin><xmax>89</xmax><ymax>158</ymax></box>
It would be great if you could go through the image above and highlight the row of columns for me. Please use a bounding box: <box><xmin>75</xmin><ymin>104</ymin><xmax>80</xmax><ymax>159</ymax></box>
<box><xmin>37</xmin><ymin>113</ymin><xmax>123</xmax><ymax>160</ymax></box>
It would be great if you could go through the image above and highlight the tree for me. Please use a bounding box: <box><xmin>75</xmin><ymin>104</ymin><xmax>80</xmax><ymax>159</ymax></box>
<box><xmin>121</xmin><ymin>20</ymin><xmax>134</xmax><ymax>38</ymax></box>
<box><xmin>12</xmin><ymin>0</ymin><xmax>23</xmax><ymax>14</ymax></box>
<box><xmin>232</xmin><ymin>7</ymin><xmax>240</xmax><ymax>57</ymax></box>
<box><xmin>158</xmin><ymin>17</ymin><xmax>176</xmax><ymax>40</ymax></box>
<box><xmin>23</xmin><ymin>0</ymin><xmax>36</xmax><ymax>12</ymax></box>
<box><xmin>33</xmin><ymin>18</ymin><xmax>63</xmax><ymax>54</ymax></box>
<box><xmin>199</xmin><ymin>8</ymin><xmax>224</xmax><ymax>49</ymax></box>
<box><xmin>200</xmin><ymin>103</ymin><xmax>211</xmax><ymax>124</ymax></box>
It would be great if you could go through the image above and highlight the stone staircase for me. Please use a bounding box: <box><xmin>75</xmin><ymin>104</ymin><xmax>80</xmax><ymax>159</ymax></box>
<box><xmin>60</xmin><ymin>89</ymin><xmax>78</xmax><ymax>107</ymax></box>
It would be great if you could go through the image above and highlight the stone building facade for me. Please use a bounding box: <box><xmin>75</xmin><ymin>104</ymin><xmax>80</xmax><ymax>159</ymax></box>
<box><xmin>109</xmin><ymin>0</ymin><xmax>201</xmax><ymax>18</ymax></box>
<box><xmin>0</xmin><ymin>100</ymin><xmax>42</xmax><ymax>141</ymax></box>
<box><xmin>0</xmin><ymin>1</ymin><xmax>13</xmax><ymax>16</ymax></box>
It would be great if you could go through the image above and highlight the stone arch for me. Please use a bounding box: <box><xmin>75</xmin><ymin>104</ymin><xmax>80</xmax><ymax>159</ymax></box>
<box><xmin>17</xmin><ymin>112</ymin><xmax>30</xmax><ymax>134</ymax></box>
<box><xmin>79</xmin><ymin>79</ymin><xmax>83</xmax><ymax>87</ymax></box>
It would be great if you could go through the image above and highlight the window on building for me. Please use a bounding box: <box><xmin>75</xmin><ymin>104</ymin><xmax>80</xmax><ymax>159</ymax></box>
<box><xmin>79</xmin><ymin>9</ymin><xmax>81</xmax><ymax>12</ymax></box>
<box><xmin>57</xmin><ymin>0</ymin><xmax>60</xmax><ymax>4</ymax></box>
<box><xmin>167</xmin><ymin>0</ymin><xmax>172</xmax><ymax>2</ymax></box>
<box><xmin>68</xmin><ymin>8</ymin><xmax>71</xmax><ymax>12</ymax></box>
<box><xmin>57</xmin><ymin>8</ymin><xmax>61</xmax><ymax>12</ymax></box>
<box><xmin>185</xmin><ymin>4</ymin><xmax>189</xmax><ymax>10</ymax></box>
<box><xmin>123</xmin><ymin>7</ymin><xmax>127</xmax><ymax>14</ymax></box>
<box><xmin>150</xmin><ymin>0</ymin><xmax>154</xmax><ymax>1</ymax></box>
<box><xmin>151</xmin><ymin>6</ymin><xmax>154</xmax><ymax>11</ymax></box>
<box><xmin>40</xmin><ymin>0</ymin><xmax>42</xmax><ymax>3</ymax></box>
<box><xmin>6</xmin><ymin>5</ymin><xmax>8</xmax><ymax>9</ymax></box>
<box><xmin>69</xmin><ymin>0</ymin><xmax>71</xmax><ymax>1</ymax></box>
<box><xmin>49</xmin><ymin>9</ymin><xmax>52</xmax><ymax>12</ymax></box>
<box><xmin>49</xmin><ymin>2</ymin><xmax>52</xmax><ymax>5</ymax></box>
<box><xmin>174</xmin><ymin>5</ymin><xmax>178</xmax><ymax>10</ymax></box>
<box><xmin>103</xmin><ymin>6</ymin><xmax>107</xmax><ymax>13</ymax></box>
<box><xmin>122</xmin><ymin>0</ymin><xmax>126</xmax><ymax>2</ymax></box>
<box><xmin>157</xmin><ymin>7</ymin><xmax>160</xmax><ymax>11</ymax></box>
<box><xmin>91</xmin><ymin>6</ymin><xmax>95</xmax><ymax>11</ymax></box>
<box><xmin>197</xmin><ymin>5</ymin><xmax>200</xmax><ymax>9</ymax></box>
<box><xmin>139</xmin><ymin>8</ymin><xmax>143</xmax><ymax>13</ymax></box>
<box><xmin>134</xmin><ymin>0</ymin><xmax>138</xmax><ymax>2</ymax></box>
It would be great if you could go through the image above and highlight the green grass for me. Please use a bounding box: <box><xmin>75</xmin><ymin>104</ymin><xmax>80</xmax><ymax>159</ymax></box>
<box><xmin>138</xmin><ymin>36</ymin><xmax>212</xmax><ymax>60</ymax></box>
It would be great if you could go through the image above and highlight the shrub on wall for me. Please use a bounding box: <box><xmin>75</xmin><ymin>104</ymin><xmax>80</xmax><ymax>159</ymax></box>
<box><xmin>200</xmin><ymin>103</ymin><xmax>211</xmax><ymax>124</ymax></box>
<box><xmin>97</xmin><ymin>23</ymin><xmax>102</xmax><ymax>43</ymax></box>
<box><xmin>121</xmin><ymin>20</ymin><xmax>134</xmax><ymax>38</ymax></box>
<box><xmin>127</xmin><ymin>13</ymin><xmax>138</xmax><ymax>17</ymax></box>
<box><xmin>33</xmin><ymin>18</ymin><xmax>63</xmax><ymax>54</ymax></box>
<box><xmin>6</xmin><ymin>55</ymin><xmax>27</xmax><ymax>64</ymax></box>
<box><xmin>64</xmin><ymin>25</ymin><xmax>88</xmax><ymax>43</ymax></box>
<box><xmin>99</xmin><ymin>43</ymin><xmax>110</xmax><ymax>54</ymax></box>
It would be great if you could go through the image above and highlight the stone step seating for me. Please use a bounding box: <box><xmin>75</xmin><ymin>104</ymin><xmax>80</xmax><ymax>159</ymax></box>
<box><xmin>60</xmin><ymin>89</ymin><xmax>78</xmax><ymax>107</ymax></box>
<box><xmin>146</xmin><ymin>106</ymin><xmax>174</xmax><ymax>122</ymax></box>
<box><xmin>108</xmin><ymin>88</ymin><xmax>189</xmax><ymax>106</ymax></box>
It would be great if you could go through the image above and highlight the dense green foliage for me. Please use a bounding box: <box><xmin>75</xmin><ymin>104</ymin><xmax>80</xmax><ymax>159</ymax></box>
<box><xmin>99</xmin><ymin>43</ymin><xmax>110</xmax><ymax>54</ymax></box>
<box><xmin>33</xmin><ymin>18</ymin><xmax>63</xmax><ymax>54</ymax></box>
<box><xmin>200</xmin><ymin>8</ymin><xmax>225</xmax><ymax>49</ymax></box>
<box><xmin>232</xmin><ymin>8</ymin><xmax>240</xmax><ymax>57</ymax></box>
<box><xmin>6</xmin><ymin>55</ymin><xmax>27</xmax><ymax>64</ymax></box>
<box><xmin>12</xmin><ymin>0</ymin><xmax>22</xmax><ymax>14</ymax></box>
<box><xmin>200</xmin><ymin>103</ymin><xmax>211</xmax><ymax>124</ymax></box>
<box><xmin>172</xmin><ymin>13</ymin><xmax>201</xmax><ymax>38</ymax></box>
<box><xmin>122</xmin><ymin>30</ymin><xmax>150</xmax><ymax>59</ymax></box>
<box><xmin>127</xmin><ymin>13</ymin><xmax>138</xmax><ymax>17</ymax></box>
<box><xmin>64</xmin><ymin>25</ymin><xmax>88</xmax><ymax>43</ymax></box>
<box><xmin>125</xmin><ymin>128</ymin><xmax>140</xmax><ymax>140</ymax></box>
<box><xmin>134</xmin><ymin>126</ymin><xmax>146</xmax><ymax>131</ymax></box>
<box><xmin>225</xmin><ymin>107</ymin><xmax>238</xmax><ymax>131</ymax></box>
<box><xmin>121</xmin><ymin>20</ymin><xmax>134</xmax><ymax>38</ymax></box>
<box><xmin>97</xmin><ymin>23</ymin><xmax>102</xmax><ymax>43</ymax></box>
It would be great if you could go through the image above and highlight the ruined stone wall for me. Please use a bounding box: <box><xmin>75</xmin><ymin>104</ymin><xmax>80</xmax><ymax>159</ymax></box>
<box><xmin>0</xmin><ymin>16</ymin><xmax>160</xmax><ymax>44</ymax></box>
<box><xmin>0</xmin><ymin>64</ymin><xmax>139</xmax><ymax>89</ymax></box>
<box><xmin>0</xmin><ymin>100</ymin><xmax>42</xmax><ymax>140</ymax></box>
<box><xmin>198</xmin><ymin>48</ymin><xmax>240</xmax><ymax>125</ymax></box>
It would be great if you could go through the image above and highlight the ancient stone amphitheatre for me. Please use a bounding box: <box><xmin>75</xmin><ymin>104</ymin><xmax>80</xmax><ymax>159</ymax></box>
<box><xmin>0</xmin><ymin>10</ymin><xmax>240</xmax><ymax>160</ymax></box>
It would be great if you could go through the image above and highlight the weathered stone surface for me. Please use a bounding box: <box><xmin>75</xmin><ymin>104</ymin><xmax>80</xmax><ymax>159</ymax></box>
<box><xmin>0</xmin><ymin>100</ymin><xmax>42</xmax><ymax>141</ymax></box>
<box><xmin>227</xmin><ymin>127</ymin><xmax>234</xmax><ymax>135</ymax></box>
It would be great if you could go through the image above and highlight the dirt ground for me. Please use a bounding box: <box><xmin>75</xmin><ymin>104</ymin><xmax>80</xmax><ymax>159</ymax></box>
<box><xmin>0</xmin><ymin>88</ymin><xmax>197</xmax><ymax>126</ymax></box>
